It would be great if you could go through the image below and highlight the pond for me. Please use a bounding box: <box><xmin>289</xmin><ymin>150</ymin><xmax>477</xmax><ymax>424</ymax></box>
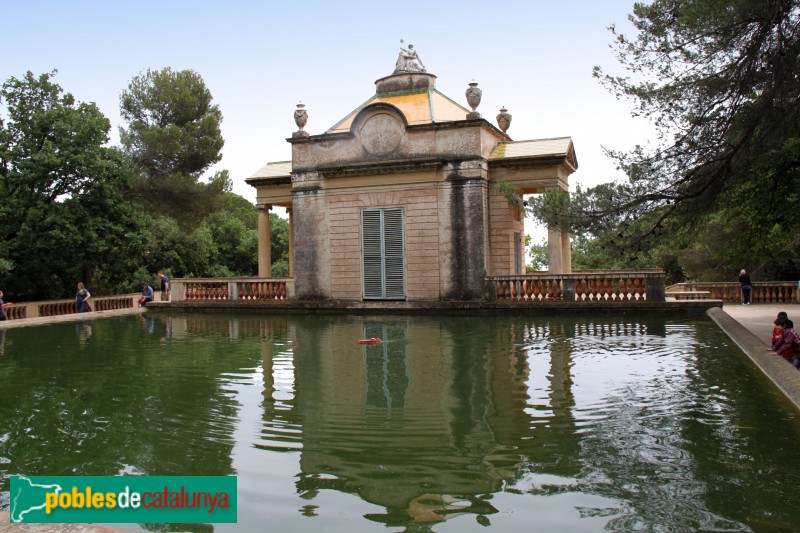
<box><xmin>1</xmin><ymin>313</ymin><xmax>799</xmax><ymax>532</ymax></box>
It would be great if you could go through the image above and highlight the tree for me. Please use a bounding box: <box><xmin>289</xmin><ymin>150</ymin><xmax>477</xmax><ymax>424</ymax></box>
<box><xmin>523</xmin><ymin>235</ymin><xmax>548</xmax><ymax>272</ymax></box>
<box><xmin>530</xmin><ymin>0</ymin><xmax>800</xmax><ymax>277</ymax></box>
<box><xmin>0</xmin><ymin>71</ymin><xmax>145</xmax><ymax>300</ymax></box>
<box><xmin>119</xmin><ymin>67</ymin><xmax>226</xmax><ymax>226</ymax></box>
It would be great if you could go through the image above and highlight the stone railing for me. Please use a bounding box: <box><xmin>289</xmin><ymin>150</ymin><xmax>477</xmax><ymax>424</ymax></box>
<box><xmin>490</xmin><ymin>270</ymin><xmax>666</xmax><ymax>303</ymax></box>
<box><xmin>171</xmin><ymin>278</ymin><xmax>294</xmax><ymax>303</ymax></box>
<box><xmin>666</xmin><ymin>281</ymin><xmax>799</xmax><ymax>304</ymax></box>
<box><xmin>3</xmin><ymin>293</ymin><xmax>142</xmax><ymax>321</ymax></box>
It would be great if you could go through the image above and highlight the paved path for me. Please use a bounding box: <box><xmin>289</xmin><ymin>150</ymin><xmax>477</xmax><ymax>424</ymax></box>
<box><xmin>721</xmin><ymin>303</ymin><xmax>794</xmax><ymax>339</ymax></box>
<box><xmin>0</xmin><ymin>308</ymin><xmax>144</xmax><ymax>330</ymax></box>
<box><xmin>710</xmin><ymin>303</ymin><xmax>800</xmax><ymax>411</ymax></box>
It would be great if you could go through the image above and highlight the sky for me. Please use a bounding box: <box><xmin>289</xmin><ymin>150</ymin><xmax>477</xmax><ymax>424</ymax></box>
<box><xmin>1</xmin><ymin>0</ymin><xmax>653</xmax><ymax>235</ymax></box>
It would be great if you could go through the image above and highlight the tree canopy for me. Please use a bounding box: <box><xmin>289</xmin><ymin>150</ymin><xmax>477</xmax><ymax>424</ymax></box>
<box><xmin>119</xmin><ymin>67</ymin><xmax>226</xmax><ymax>225</ymax></box>
<box><xmin>0</xmin><ymin>69</ymin><xmax>288</xmax><ymax>302</ymax></box>
<box><xmin>529</xmin><ymin>0</ymin><xmax>800</xmax><ymax>279</ymax></box>
<box><xmin>0</xmin><ymin>71</ymin><xmax>145</xmax><ymax>299</ymax></box>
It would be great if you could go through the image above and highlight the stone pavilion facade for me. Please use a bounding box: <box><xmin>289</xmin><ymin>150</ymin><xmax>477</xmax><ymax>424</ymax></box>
<box><xmin>247</xmin><ymin>53</ymin><xmax>577</xmax><ymax>302</ymax></box>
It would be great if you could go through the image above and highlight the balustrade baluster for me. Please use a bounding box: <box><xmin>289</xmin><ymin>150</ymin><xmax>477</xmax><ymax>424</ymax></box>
<box><xmin>553</xmin><ymin>279</ymin><xmax>562</xmax><ymax>299</ymax></box>
<box><xmin>619</xmin><ymin>278</ymin><xmax>627</xmax><ymax>300</ymax></box>
<box><xmin>577</xmin><ymin>279</ymin><xmax>587</xmax><ymax>301</ymax></box>
<box><xmin>591</xmin><ymin>278</ymin><xmax>601</xmax><ymax>300</ymax></box>
<box><xmin>530</xmin><ymin>280</ymin><xmax>538</xmax><ymax>300</ymax></box>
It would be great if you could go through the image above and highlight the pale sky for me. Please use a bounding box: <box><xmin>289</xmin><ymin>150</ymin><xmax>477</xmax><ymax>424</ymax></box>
<box><xmin>2</xmin><ymin>0</ymin><xmax>652</xmax><ymax>236</ymax></box>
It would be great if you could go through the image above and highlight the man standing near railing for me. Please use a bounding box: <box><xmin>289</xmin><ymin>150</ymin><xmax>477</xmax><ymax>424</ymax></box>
<box><xmin>0</xmin><ymin>290</ymin><xmax>11</xmax><ymax>320</ymax></box>
<box><xmin>739</xmin><ymin>269</ymin><xmax>752</xmax><ymax>305</ymax></box>
<box><xmin>158</xmin><ymin>271</ymin><xmax>171</xmax><ymax>302</ymax></box>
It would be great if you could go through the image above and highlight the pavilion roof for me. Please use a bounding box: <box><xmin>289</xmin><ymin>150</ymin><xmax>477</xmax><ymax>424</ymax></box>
<box><xmin>326</xmin><ymin>89</ymin><xmax>470</xmax><ymax>133</ymax></box>
<box><xmin>247</xmin><ymin>160</ymin><xmax>292</xmax><ymax>180</ymax></box>
<box><xmin>489</xmin><ymin>137</ymin><xmax>577</xmax><ymax>169</ymax></box>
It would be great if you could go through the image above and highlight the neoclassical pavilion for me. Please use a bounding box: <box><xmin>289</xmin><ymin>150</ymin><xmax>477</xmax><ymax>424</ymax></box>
<box><xmin>247</xmin><ymin>47</ymin><xmax>577</xmax><ymax>302</ymax></box>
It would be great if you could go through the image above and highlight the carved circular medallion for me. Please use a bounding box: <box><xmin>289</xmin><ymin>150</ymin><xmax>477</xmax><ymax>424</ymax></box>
<box><xmin>360</xmin><ymin>113</ymin><xmax>404</xmax><ymax>155</ymax></box>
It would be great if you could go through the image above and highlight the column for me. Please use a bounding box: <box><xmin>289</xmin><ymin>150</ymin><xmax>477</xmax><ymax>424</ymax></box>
<box><xmin>258</xmin><ymin>205</ymin><xmax>272</xmax><ymax>278</ymax></box>
<box><xmin>287</xmin><ymin>207</ymin><xmax>295</xmax><ymax>278</ymax></box>
<box><xmin>547</xmin><ymin>225</ymin><xmax>564</xmax><ymax>274</ymax></box>
<box><xmin>560</xmin><ymin>229</ymin><xmax>572</xmax><ymax>274</ymax></box>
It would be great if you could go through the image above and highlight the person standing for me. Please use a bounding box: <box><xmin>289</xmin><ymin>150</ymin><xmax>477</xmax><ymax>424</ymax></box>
<box><xmin>76</xmin><ymin>283</ymin><xmax>91</xmax><ymax>312</ymax></box>
<box><xmin>738</xmin><ymin>269</ymin><xmax>752</xmax><ymax>305</ymax></box>
<box><xmin>0</xmin><ymin>290</ymin><xmax>11</xmax><ymax>320</ymax></box>
<box><xmin>157</xmin><ymin>271</ymin><xmax>171</xmax><ymax>301</ymax></box>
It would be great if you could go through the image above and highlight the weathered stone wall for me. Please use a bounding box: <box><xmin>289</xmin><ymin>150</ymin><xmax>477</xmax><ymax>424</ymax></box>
<box><xmin>291</xmin><ymin>107</ymin><xmax>499</xmax><ymax>173</ymax></box>
<box><xmin>488</xmin><ymin>187</ymin><xmax>525</xmax><ymax>276</ymax></box>
<box><xmin>325</xmin><ymin>184</ymin><xmax>441</xmax><ymax>301</ymax></box>
<box><xmin>292</xmin><ymin>172</ymin><xmax>331</xmax><ymax>299</ymax></box>
<box><xmin>438</xmin><ymin>161</ymin><xmax>488</xmax><ymax>300</ymax></box>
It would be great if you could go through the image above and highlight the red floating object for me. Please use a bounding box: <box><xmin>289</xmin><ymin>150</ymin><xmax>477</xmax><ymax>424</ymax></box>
<box><xmin>358</xmin><ymin>337</ymin><xmax>382</xmax><ymax>344</ymax></box>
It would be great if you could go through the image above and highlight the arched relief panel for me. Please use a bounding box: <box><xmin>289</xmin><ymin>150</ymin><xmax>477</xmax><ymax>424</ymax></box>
<box><xmin>351</xmin><ymin>103</ymin><xmax>409</xmax><ymax>158</ymax></box>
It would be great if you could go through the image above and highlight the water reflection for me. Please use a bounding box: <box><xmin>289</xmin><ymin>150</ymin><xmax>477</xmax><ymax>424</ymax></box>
<box><xmin>252</xmin><ymin>316</ymin><xmax>582</xmax><ymax>529</ymax></box>
<box><xmin>1</xmin><ymin>313</ymin><xmax>799</xmax><ymax>531</ymax></box>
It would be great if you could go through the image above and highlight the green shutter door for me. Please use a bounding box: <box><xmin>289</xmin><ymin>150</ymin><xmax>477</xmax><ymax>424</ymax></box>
<box><xmin>362</xmin><ymin>208</ymin><xmax>406</xmax><ymax>300</ymax></box>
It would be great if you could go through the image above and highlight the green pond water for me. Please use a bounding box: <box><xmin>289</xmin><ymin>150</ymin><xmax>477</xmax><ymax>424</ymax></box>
<box><xmin>1</xmin><ymin>313</ymin><xmax>799</xmax><ymax>532</ymax></box>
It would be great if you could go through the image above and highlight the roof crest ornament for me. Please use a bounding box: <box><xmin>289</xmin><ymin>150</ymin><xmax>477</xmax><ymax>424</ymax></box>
<box><xmin>393</xmin><ymin>39</ymin><xmax>426</xmax><ymax>74</ymax></box>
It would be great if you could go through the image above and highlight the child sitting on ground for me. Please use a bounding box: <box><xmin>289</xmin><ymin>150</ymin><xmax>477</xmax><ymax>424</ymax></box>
<box><xmin>772</xmin><ymin>318</ymin><xmax>800</xmax><ymax>368</ymax></box>
<box><xmin>772</xmin><ymin>311</ymin><xmax>789</xmax><ymax>348</ymax></box>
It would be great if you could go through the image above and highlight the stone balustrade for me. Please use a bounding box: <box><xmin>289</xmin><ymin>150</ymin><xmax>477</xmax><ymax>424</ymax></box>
<box><xmin>666</xmin><ymin>281</ymin><xmax>799</xmax><ymax>304</ymax></box>
<box><xmin>490</xmin><ymin>270</ymin><xmax>666</xmax><ymax>303</ymax></box>
<box><xmin>171</xmin><ymin>278</ymin><xmax>294</xmax><ymax>303</ymax></box>
<box><xmin>3</xmin><ymin>294</ymin><xmax>141</xmax><ymax>321</ymax></box>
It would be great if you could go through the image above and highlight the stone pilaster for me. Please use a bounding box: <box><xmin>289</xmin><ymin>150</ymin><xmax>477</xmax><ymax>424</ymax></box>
<box><xmin>440</xmin><ymin>159</ymin><xmax>488</xmax><ymax>300</ymax></box>
<box><xmin>287</xmin><ymin>207</ymin><xmax>295</xmax><ymax>278</ymax></box>
<box><xmin>291</xmin><ymin>171</ymin><xmax>331</xmax><ymax>299</ymax></box>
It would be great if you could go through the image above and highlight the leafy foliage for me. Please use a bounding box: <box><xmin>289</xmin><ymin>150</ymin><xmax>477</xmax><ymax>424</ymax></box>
<box><xmin>119</xmin><ymin>68</ymin><xmax>226</xmax><ymax>226</ymax></box>
<box><xmin>529</xmin><ymin>0</ymin><xmax>800</xmax><ymax>278</ymax></box>
<box><xmin>0</xmin><ymin>70</ymin><xmax>289</xmax><ymax>302</ymax></box>
<box><xmin>0</xmin><ymin>71</ymin><xmax>146</xmax><ymax>300</ymax></box>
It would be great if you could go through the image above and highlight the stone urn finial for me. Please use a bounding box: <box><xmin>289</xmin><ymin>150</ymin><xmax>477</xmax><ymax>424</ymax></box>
<box><xmin>465</xmin><ymin>82</ymin><xmax>482</xmax><ymax>119</ymax></box>
<box><xmin>496</xmin><ymin>106</ymin><xmax>512</xmax><ymax>133</ymax></box>
<box><xmin>293</xmin><ymin>102</ymin><xmax>309</xmax><ymax>138</ymax></box>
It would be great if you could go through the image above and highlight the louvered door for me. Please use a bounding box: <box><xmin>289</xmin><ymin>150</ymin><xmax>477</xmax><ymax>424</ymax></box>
<box><xmin>362</xmin><ymin>208</ymin><xmax>406</xmax><ymax>300</ymax></box>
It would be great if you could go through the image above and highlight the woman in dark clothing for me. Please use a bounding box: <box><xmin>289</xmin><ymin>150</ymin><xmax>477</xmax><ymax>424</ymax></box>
<box><xmin>76</xmin><ymin>282</ymin><xmax>91</xmax><ymax>312</ymax></box>
<box><xmin>739</xmin><ymin>269</ymin><xmax>752</xmax><ymax>305</ymax></box>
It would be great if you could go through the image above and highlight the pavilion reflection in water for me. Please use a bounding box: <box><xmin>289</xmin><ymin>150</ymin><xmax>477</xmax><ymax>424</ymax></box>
<box><xmin>251</xmin><ymin>315</ymin><xmax>582</xmax><ymax>529</ymax></box>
